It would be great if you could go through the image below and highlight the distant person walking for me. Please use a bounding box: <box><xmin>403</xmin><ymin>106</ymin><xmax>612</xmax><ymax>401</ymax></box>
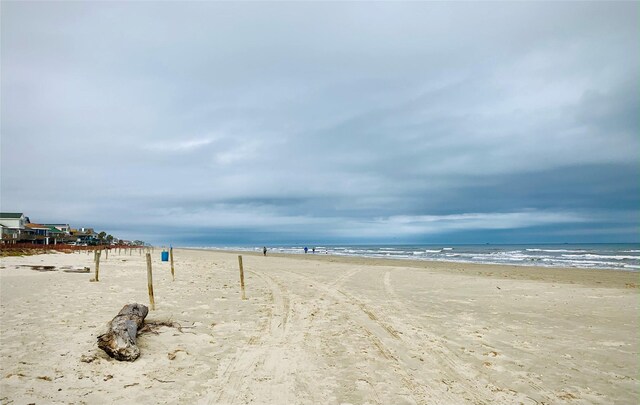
<box><xmin>263</xmin><ymin>246</ymin><xmax>267</xmax><ymax>256</ymax></box>
<box><xmin>312</xmin><ymin>247</ymin><xmax>316</xmax><ymax>254</ymax></box>
<box><xmin>304</xmin><ymin>247</ymin><xmax>308</xmax><ymax>254</ymax></box>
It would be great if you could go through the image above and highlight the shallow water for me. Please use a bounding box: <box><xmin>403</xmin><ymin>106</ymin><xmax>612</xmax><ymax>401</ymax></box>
<box><xmin>199</xmin><ymin>243</ymin><xmax>640</xmax><ymax>270</ymax></box>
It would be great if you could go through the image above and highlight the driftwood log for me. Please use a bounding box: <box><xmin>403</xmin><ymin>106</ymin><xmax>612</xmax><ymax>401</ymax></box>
<box><xmin>97</xmin><ymin>303</ymin><xmax>149</xmax><ymax>361</ymax></box>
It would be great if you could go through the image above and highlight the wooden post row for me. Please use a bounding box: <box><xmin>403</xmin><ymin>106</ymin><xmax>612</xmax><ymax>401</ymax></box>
<box><xmin>95</xmin><ymin>251</ymin><xmax>101</xmax><ymax>282</ymax></box>
<box><xmin>170</xmin><ymin>247</ymin><xmax>175</xmax><ymax>281</ymax></box>
<box><xmin>146</xmin><ymin>253</ymin><xmax>155</xmax><ymax>310</ymax></box>
<box><xmin>238</xmin><ymin>255</ymin><xmax>246</xmax><ymax>300</ymax></box>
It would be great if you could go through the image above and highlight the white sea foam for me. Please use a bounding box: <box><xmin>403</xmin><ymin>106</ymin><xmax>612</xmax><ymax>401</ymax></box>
<box><xmin>526</xmin><ymin>249</ymin><xmax>585</xmax><ymax>253</ymax></box>
<box><xmin>567</xmin><ymin>261</ymin><xmax>626</xmax><ymax>269</ymax></box>
<box><xmin>561</xmin><ymin>254</ymin><xmax>638</xmax><ymax>261</ymax></box>
<box><xmin>197</xmin><ymin>244</ymin><xmax>639</xmax><ymax>271</ymax></box>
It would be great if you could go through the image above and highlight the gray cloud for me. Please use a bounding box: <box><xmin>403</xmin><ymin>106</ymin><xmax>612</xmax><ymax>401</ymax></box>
<box><xmin>2</xmin><ymin>1</ymin><xmax>638</xmax><ymax>244</ymax></box>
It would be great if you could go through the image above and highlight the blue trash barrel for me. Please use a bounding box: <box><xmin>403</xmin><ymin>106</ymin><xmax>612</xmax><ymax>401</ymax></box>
<box><xmin>161</xmin><ymin>251</ymin><xmax>169</xmax><ymax>261</ymax></box>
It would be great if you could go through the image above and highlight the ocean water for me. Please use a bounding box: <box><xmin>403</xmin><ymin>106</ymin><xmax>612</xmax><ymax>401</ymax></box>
<box><xmin>204</xmin><ymin>244</ymin><xmax>640</xmax><ymax>271</ymax></box>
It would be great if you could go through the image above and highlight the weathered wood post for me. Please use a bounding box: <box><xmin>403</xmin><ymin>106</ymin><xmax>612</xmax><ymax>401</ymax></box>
<box><xmin>105</xmin><ymin>247</ymin><xmax>108</xmax><ymax>260</ymax></box>
<box><xmin>146</xmin><ymin>253</ymin><xmax>155</xmax><ymax>310</ymax></box>
<box><xmin>95</xmin><ymin>250</ymin><xmax>101</xmax><ymax>282</ymax></box>
<box><xmin>170</xmin><ymin>247</ymin><xmax>175</xmax><ymax>281</ymax></box>
<box><xmin>238</xmin><ymin>255</ymin><xmax>246</xmax><ymax>300</ymax></box>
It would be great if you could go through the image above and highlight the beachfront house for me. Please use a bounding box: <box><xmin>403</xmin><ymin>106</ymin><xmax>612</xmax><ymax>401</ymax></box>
<box><xmin>70</xmin><ymin>228</ymin><xmax>100</xmax><ymax>245</ymax></box>
<box><xmin>0</xmin><ymin>215</ymin><xmax>66</xmax><ymax>245</ymax></box>
<box><xmin>1</xmin><ymin>214</ymin><xmax>118</xmax><ymax>246</ymax></box>
<box><xmin>44</xmin><ymin>224</ymin><xmax>71</xmax><ymax>234</ymax></box>
<box><xmin>0</xmin><ymin>212</ymin><xmax>28</xmax><ymax>243</ymax></box>
<box><xmin>0</xmin><ymin>225</ymin><xmax>19</xmax><ymax>242</ymax></box>
<box><xmin>0</xmin><ymin>212</ymin><xmax>28</xmax><ymax>229</ymax></box>
<box><xmin>25</xmin><ymin>223</ymin><xmax>57</xmax><ymax>245</ymax></box>
<box><xmin>43</xmin><ymin>223</ymin><xmax>73</xmax><ymax>244</ymax></box>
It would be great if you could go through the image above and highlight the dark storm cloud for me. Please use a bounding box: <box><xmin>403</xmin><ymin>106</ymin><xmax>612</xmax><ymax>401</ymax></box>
<box><xmin>1</xmin><ymin>1</ymin><xmax>638</xmax><ymax>244</ymax></box>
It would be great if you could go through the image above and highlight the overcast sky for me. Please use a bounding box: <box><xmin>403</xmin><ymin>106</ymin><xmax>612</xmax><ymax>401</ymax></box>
<box><xmin>1</xmin><ymin>1</ymin><xmax>638</xmax><ymax>245</ymax></box>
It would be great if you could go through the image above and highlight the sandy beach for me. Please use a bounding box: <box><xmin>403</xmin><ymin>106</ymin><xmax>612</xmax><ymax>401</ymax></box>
<box><xmin>0</xmin><ymin>248</ymin><xmax>638</xmax><ymax>404</ymax></box>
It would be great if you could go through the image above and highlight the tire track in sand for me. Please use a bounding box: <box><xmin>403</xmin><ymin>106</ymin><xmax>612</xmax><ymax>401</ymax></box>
<box><xmin>273</xmin><ymin>267</ymin><xmax>435</xmax><ymax>405</ymax></box>
<box><xmin>246</xmin><ymin>270</ymin><xmax>322</xmax><ymax>404</ymax></box>
<box><xmin>381</xmin><ymin>270</ymin><xmax>533</xmax><ymax>404</ymax></box>
<box><xmin>251</xmin><ymin>270</ymin><xmax>291</xmax><ymax>339</ymax></box>
<box><xmin>211</xmin><ymin>270</ymin><xmax>291</xmax><ymax>405</ymax></box>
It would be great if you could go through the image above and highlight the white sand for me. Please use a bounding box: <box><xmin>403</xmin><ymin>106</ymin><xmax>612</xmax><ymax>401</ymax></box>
<box><xmin>1</xmin><ymin>248</ymin><xmax>638</xmax><ymax>404</ymax></box>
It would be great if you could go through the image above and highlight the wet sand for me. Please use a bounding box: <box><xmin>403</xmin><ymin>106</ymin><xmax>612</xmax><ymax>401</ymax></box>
<box><xmin>1</xmin><ymin>248</ymin><xmax>638</xmax><ymax>404</ymax></box>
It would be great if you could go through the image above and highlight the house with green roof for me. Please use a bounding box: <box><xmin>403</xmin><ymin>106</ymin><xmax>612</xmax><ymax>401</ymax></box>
<box><xmin>25</xmin><ymin>223</ymin><xmax>66</xmax><ymax>245</ymax></box>
<box><xmin>44</xmin><ymin>223</ymin><xmax>71</xmax><ymax>234</ymax></box>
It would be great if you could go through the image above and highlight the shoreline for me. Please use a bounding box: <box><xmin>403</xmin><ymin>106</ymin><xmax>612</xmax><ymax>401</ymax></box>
<box><xmin>183</xmin><ymin>247</ymin><xmax>640</xmax><ymax>289</ymax></box>
<box><xmin>177</xmin><ymin>242</ymin><xmax>640</xmax><ymax>272</ymax></box>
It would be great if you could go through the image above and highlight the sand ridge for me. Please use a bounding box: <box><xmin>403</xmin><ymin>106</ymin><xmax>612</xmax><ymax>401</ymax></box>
<box><xmin>0</xmin><ymin>249</ymin><xmax>638</xmax><ymax>404</ymax></box>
